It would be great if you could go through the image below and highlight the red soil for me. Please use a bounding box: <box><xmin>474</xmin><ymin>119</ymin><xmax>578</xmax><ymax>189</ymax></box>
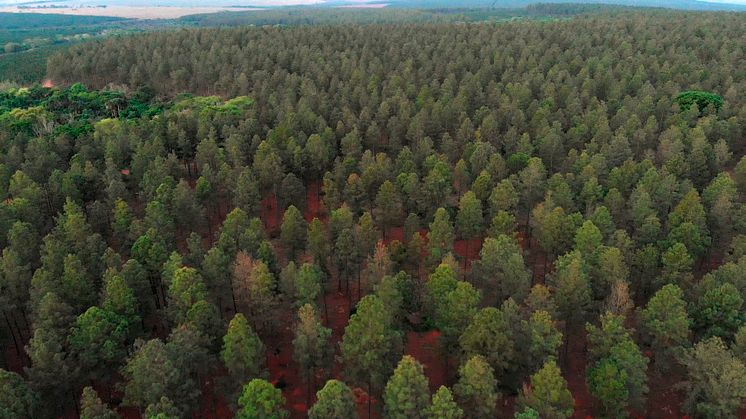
<box><xmin>562</xmin><ymin>326</ymin><xmax>594</xmax><ymax>419</ymax></box>
<box><xmin>117</xmin><ymin>406</ymin><xmax>141</xmax><ymax>419</ymax></box>
<box><xmin>383</xmin><ymin>226</ymin><xmax>404</xmax><ymax>245</ymax></box>
<box><xmin>265</xmin><ymin>298</ymin><xmax>306</xmax><ymax>419</ymax></box>
<box><xmin>303</xmin><ymin>180</ymin><xmax>325</xmax><ymax>223</ymax></box>
<box><xmin>644</xmin><ymin>367</ymin><xmax>685</xmax><ymax>418</ymax></box>
<box><xmin>260</xmin><ymin>193</ymin><xmax>280</xmax><ymax>234</ymax></box>
<box><xmin>42</xmin><ymin>79</ymin><xmax>54</xmax><ymax>88</ymax></box>
<box><xmin>404</xmin><ymin>330</ymin><xmax>445</xmax><ymax>392</ymax></box>
<box><xmin>453</xmin><ymin>237</ymin><xmax>483</xmax><ymax>262</ymax></box>
<box><xmin>517</xmin><ymin>228</ymin><xmax>551</xmax><ymax>285</ymax></box>
<box><xmin>2</xmin><ymin>341</ymin><xmax>26</xmax><ymax>374</ymax></box>
<box><xmin>197</xmin><ymin>373</ymin><xmax>233</xmax><ymax>419</ymax></box>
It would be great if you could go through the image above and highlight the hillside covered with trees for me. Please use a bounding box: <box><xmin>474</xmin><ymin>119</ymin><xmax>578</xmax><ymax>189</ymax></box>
<box><xmin>2</xmin><ymin>8</ymin><xmax>746</xmax><ymax>419</ymax></box>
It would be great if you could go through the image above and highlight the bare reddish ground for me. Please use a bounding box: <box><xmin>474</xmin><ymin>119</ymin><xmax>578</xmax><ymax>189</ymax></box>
<box><xmin>266</xmin><ymin>309</ymin><xmax>307</xmax><ymax>419</ymax></box>
<box><xmin>562</xmin><ymin>326</ymin><xmax>594</xmax><ymax>419</ymax></box>
<box><xmin>516</xmin><ymin>228</ymin><xmax>550</xmax><ymax>285</ymax></box>
<box><xmin>453</xmin><ymin>237</ymin><xmax>483</xmax><ymax>262</ymax></box>
<box><xmin>303</xmin><ymin>180</ymin><xmax>325</xmax><ymax>223</ymax></box>
<box><xmin>497</xmin><ymin>396</ymin><xmax>517</xmax><ymax>419</ymax></box>
<box><xmin>260</xmin><ymin>193</ymin><xmax>280</xmax><ymax>234</ymax></box>
<box><xmin>2</xmin><ymin>342</ymin><xmax>26</xmax><ymax>374</ymax></box>
<box><xmin>404</xmin><ymin>330</ymin><xmax>445</xmax><ymax>392</ymax></box>
<box><xmin>323</xmin><ymin>282</ymin><xmax>384</xmax><ymax>418</ymax></box>
<box><xmin>42</xmin><ymin>79</ymin><xmax>54</xmax><ymax>88</ymax></box>
<box><xmin>196</xmin><ymin>372</ymin><xmax>233</xmax><ymax>419</ymax></box>
<box><xmin>383</xmin><ymin>226</ymin><xmax>404</xmax><ymax>245</ymax></box>
<box><xmin>702</xmin><ymin>253</ymin><xmax>723</xmax><ymax>273</ymax></box>
<box><xmin>516</xmin><ymin>230</ymin><xmax>528</xmax><ymax>250</ymax></box>
<box><xmin>117</xmin><ymin>406</ymin><xmax>141</xmax><ymax>419</ymax></box>
<box><xmin>643</xmin><ymin>368</ymin><xmax>685</xmax><ymax>418</ymax></box>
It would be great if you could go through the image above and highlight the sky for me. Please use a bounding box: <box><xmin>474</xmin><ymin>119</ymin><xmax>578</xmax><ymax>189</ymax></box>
<box><xmin>2</xmin><ymin>0</ymin><xmax>745</xmax><ymax>8</ymax></box>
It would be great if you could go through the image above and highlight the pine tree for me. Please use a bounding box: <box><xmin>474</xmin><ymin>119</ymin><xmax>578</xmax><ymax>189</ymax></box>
<box><xmin>236</xmin><ymin>379</ymin><xmax>288</xmax><ymax>419</ymax></box>
<box><xmin>120</xmin><ymin>339</ymin><xmax>185</xmax><ymax>413</ymax></box>
<box><xmin>80</xmin><ymin>386</ymin><xmax>118</xmax><ymax>419</ymax></box>
<box><xmin>69</xmin><ymin>306</ymin><xmax>130</xmax><ymax>383</ymax></box>
<box><xmin>167</xmin><ymin>266</ymin><xmax>208</xmax><ymax>323</ymax></box>
<box><xmin>294</xmin><ymin>263</ymin><xmax>324</xmax><ymax>308</ymax></box>
<box><xmin>456</xmin><ymin>191</ymin><xmax>483</xmax><ymax>254</ymax></box>
<box><xmin>681</xmin><ymin>337</ymin><xmax>746</xmax><ymax>418</ymax></box>
<box><xmin>640</xmin><ymin>284</ymin><xmax>690</xmax><ymax>367</ymax></box>
<box><xmin>693</xmin><ymin>282</ymin><xmax>743</xmax><ymax>341</ymax></box>
<box><xmin>453</xmin><ymin>355</ymin><xmax>498</xmax><ymax>419</ymax></box>
<box><xmin>233</xmin><ymin>254</ymin><xmax>277</xmax><ymax>332</ymax></box>
<box><xmin>427</xmin><ymin>208</ymin><xmax>454</xmax><ymax>268</ymax></box>
<box><xmin>587</xmin><ymin>358</ymin><xmax>628</xmax><ymax>417</ymax></box>
<box><xmin>517</xmin><ymin>359</ymin><xmax>573</xmax><ymax>419</ymax></box>
<box><xmin>548</xmin><ymin>251</ymin><xmax>591</xmax><ymax>329</ymax></box>
<box><xmin>473</xmin><ymin>235</ymin><xmax>530</xmax><ymax>304</ymax></box>
<box><xmin>459</xmin><ymin>307</ymin><xmax>514</xmax><ymax>380</ymax></box>
<box><xmin>280</xmin><ymin>205</ymin><xmax>307</xmax><ymax>261</ymax></box>
<box><xmin>425</xmin><ymin>386</ymin><xmax>463</xmax><ymax>419</ymax></box>
<box><xmin>221</xmin><ymin>313</ymin><xmax>265</xmax><ymax>392</ymax></box>
<box><xmin>334</xmin><ymin>227</ymin><xmax>358</xmax><ymax>296</ymax></box>
<box><xmin>0</xmin><ymin>369</ymin><xmax>36</xmax><ymax>418</ymax></box>
<box><xmin>375</xmin><ymin>180</ymin><xmax>403</xmax><ymax>238</ymax></box>
<box><xmin>293</xmin><ymin>304</ymin><xmax>332</xmax><ymax>406</ymax></box>
<box><xmin>307</xmin><ymin>218</ymin><xmax>330</xmax><ymax>268</ymax></box>
<box><xmin>341</xmin><ymin>295</ymin><xmax>403</xmax><ymax>417</ymax></box>
<box><xmin>383</xmin><ymin>355</ymin><xmax>431</xmax><ymax>419</ymax></box>
<box><xmin>308</xmin><ymin>379</ymin><xmax>357</xmax><ymax>419</ymax></box>
<box><xmin>144</xmin><ymin>396</ymin><xmax>181</xmax><ymax>419</ymax></box>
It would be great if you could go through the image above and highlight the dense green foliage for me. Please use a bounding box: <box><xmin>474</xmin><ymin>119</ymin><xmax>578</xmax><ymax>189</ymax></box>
<box><xmin>1</xmin><ymin>7</ymin><xmax>746</xmax><ymax>419</ymax></box>
<box><xmin>0</xmin><ymin>13</ymin><xmax>151</xmax><ymax>84</ymax></box>
<box><xmin>675</xmin><ymin>91</ymin><xmax>724</xmax><ymax>113</ymax></box>
<box><xmin>179</xmin><ymin>4</ymin><xmax>620</xmax><ymax>27</ymax></box>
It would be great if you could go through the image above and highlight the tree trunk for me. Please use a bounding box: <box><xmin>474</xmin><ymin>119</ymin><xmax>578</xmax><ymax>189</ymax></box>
<box><xmin>149</xmin><ymin>278</ymin><xmax>161</xmax><ymax>310</ymax></box>
<box><xmin>231</xmin><ymin>284</ymin><xmax>238</xmax><ymax>315</ymax></box>
<box><xmin>12</xmin><ymin>314</ymin><xmax>25</xmax><ymax>341</ymax></box>
<box><xmin>346</xmin><ymin>277</ymin><xmax>352</xmax><ymax>310</ymax></box>
<box><xmin>563</xmin><ymin>322</ymin><xmax>570</xmax><ymax>368</ymax></box>
<box><xmin>357</xmin><ymin>269</ymin><xmax>361</xmax><ymax>303</ymax></box>
<box><xmin>443</xmin><ymin>351</ymin><xmax>449</xmax><ymax>387</ymax></box>
<box><xmin>368</xmin><ymin>378</ymin><xmax>373</xmax><ymax>419</ymax></box>
<box><xmin>71</xmin><ymin>389</ymin><xmax>80</xmax><ymax>417</ymax></box>
<box><xmin>3</xmin><ymin>311</ymin><xmax>20</xmax><ymax>356</ymax></box>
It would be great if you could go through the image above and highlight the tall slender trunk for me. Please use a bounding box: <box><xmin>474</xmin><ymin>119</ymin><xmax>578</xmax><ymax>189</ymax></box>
<box><xmin>70</xmin><ymin>389</ymin><xmax>79</xmax><ymax>417</ymax></box>
<box><xmin>307</xmin><ymin>367</ymin><xmax>312</xmax><ymax>408</ymax></box>
<box><xmin>12</xmin><ymin>314</ymin><xmax>25</xmax><ymax>341</ymax></box>
<box><xmin>346</xmin><ymin>277</ymin><xmax>351</xmax><ymax>309</ymax></box>
<box><xmin>368</xmin><ymin>378</ymin><xmax>373</xmax><ymax>419</ymax></box>
<box><xmin>443</xmin><ymin>351</ymin><xmax>449</xmax><ymax>387</ymax></box>
<box><xmin>357</xmin><ymin>269</ymin><xmax>361</xmax><ymax>302</ymax></box>
<box><xmin>3</xmin><ymin>311</ymin><xmax>20</xmax><ymax>356</ymax></box>
<box><xmin>160</xmin><ymin>282</ymin><xmax>168</xmax><ymax>308</ymax></box>
<box><xmin>149</xmin><ymin>278</ymin><xmax>161</xmax><ymax>310</ymax></box>
<box><xmin>563</xmin><ymin>322</ymin><xmax>570</xmax><ymax>368</ymax></box>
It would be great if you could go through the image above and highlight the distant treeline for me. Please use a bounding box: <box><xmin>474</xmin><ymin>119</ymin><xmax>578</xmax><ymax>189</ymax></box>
<box><xmin>180</xmin><ymin>3</ymin><xmax>629</xmax><ymax>26</ymax></box>
<box><xmin>0</xmin><ymin>12</ymin><xmax>124</xmax><ymax>30</ymax></box>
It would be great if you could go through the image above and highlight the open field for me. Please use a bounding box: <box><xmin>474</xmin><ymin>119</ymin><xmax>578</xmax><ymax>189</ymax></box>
<box><xmin>0</xmin><ymin>6</ymin><xmax>246</xmax><ymax>19</ymax></box>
